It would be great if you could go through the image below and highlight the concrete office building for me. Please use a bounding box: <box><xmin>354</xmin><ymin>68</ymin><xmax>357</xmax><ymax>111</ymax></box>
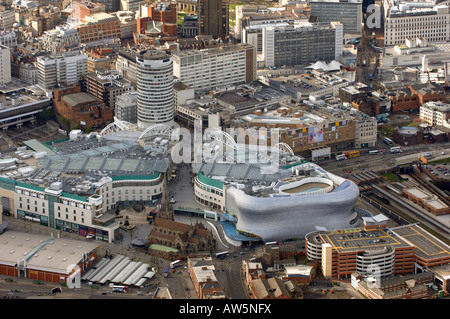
<box><xmin>120</xmin><ymin>0</ymin><xmax>145</xmax><ymax>12</ymax></box>
<box><xmin>235</xmin><ymin>4</ymin><xmax>269</xmax><ymax>40</ymax></box>
<box><xmin>116</xmin><ymin>50</ymin><xmax>138</xmax><ymax>87</ymax></box>
<box><xmin>115</xmin><ymin>10</ymin><xmax>137</xmax><ymax>39</ymax></box>
<box><xmin>41</xmin><ymin>25</ymin><xmax>80</xmax><ymax>53</ymax></box>
<box><xmin>240</xmin><ymin>10</ymin><xmax>309</xmax><ymax>53</ymax></box>
<box><xmin>310</xmin><ymin>0</ymin><xmax>362</xmax><ymax>35</ymax></box>
<box><xmin>419</xmin><ymin>101</ymin><xmax>450</xmax><ymax>129</ymax></box>
<box><xmin>82</xmin><ymin>69</ymin><xmax>133</xmax><ymax>110</ymax></box>
<box><xmin>86</xmin><ymin>47</ymin><xmax>117</xmax><ymax>73</ymax></box>
<box><xmin>0</xmin><ymin>44</ymin><xmax>11</xmax><ymax>85</ymax></box>
<box><xmin>0</xmin><ymin>7</ymin><xmax>15</xmax><ymax>30</ymax></box>
<box><xmin>36</xmin><ymin>50</ymin><xmax>88</xmax><ymax>89</ymax></box>
<box><xmin>262</xmin><ymin>22</ymin><xmax>343</xmax><ymax>68</ymax></box>
<box><xmin>383</xmin><ymin>0</ymin><xmax>450</xmax><ymax>46</ymax></box>
<box><xmin>136</xmin><ymin>50</ymin><xmax>174</xmax><ymax>129</ymax></box>
<box><xmin>115</xmin><ymin>91</ymin><xmax>137</xmax><ymax>123</ymax></box>
<box><xmin>172</xmin><ymin>43</ymin><xmax>257</xmax><ymax>92</ymax></box>
<box><xmin>0</xmin><ymin>29</ymin><xmax>17</xmax><ymax>48</ymax></box>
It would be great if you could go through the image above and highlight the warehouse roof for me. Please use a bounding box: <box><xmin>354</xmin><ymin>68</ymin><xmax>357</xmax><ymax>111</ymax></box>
<box><xmin>62</xmin><ymin>92</ymin><xmax>100</xmax><ymax>107</ymax></box>
<box><xmin>0</xmin><ymin>231</ymin><xmax>99</xmax><ymax>275</ymax></box>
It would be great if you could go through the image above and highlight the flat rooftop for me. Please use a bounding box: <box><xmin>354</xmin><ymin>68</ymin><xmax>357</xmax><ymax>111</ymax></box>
<box><xmin>403</xmin><ymin>187</ymin><xmax>448</xmax><ymax>210</ymax></box>
<box><xmin>312</xmin><ymin>223</ymin><xmax>450</xmax><ymax>263</ymax></box>
<box><xmin>391</xmin><ymin>224</ymin><xmax>450</xmax><ymax>262</ymax></box>
<box><xmin>173</xmin><ymin>43</ymin><xmax>254</xmax><ymax>58</ymax></box>
<box><xmin>319</xmin><ymin>227</ymin><xmax>412</xmax><ymax>254</ymax></box>
<box><xmin>63</xmin><ymin>92</ymin><xmax>101</xmax><ymax>106</ymax></box>
<box><xmin>0</xmin><ymin>85</ymin><xmax>48</xmax><ymax>110</ymax></box>
<box><xmin>268</xmin><ymin>72</ymin><xmax>347</xmax><ymax>94</ymax></box>
<box><xmin>0</xmin><ymin>231</ymin><xmax>99</xmax><ymax>274</ymax></box>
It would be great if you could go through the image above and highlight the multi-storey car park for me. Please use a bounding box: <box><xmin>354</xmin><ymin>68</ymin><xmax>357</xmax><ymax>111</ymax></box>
<box><xmin>306</xmin><ymin>217</ymin><xmax>450</xmax><ymax>285</ymax></box>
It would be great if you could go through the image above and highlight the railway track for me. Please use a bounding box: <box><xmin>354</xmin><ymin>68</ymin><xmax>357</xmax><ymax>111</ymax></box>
<box><xmin>370</xmin><ymin>184</ymin><xmax>450</xmax><ymax>236</ymax></box>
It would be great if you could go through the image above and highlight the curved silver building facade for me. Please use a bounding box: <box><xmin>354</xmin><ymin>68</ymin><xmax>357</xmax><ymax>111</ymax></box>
<box><xmin>225</xmin><ymin>164</ymin><xmax>360</xmax><ymax>242</ymax></box>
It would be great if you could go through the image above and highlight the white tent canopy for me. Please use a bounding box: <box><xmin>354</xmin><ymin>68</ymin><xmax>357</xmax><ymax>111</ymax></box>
<box><xmin>307</xmin><ymin>60</ymin><xmax>342</xmax><ymax>71</ymax></box>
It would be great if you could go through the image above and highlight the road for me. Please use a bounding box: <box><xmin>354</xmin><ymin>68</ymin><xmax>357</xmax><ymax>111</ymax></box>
<box><xmin>319</xmin><ymin>137</ymin><xmax>450</xmax><ymax>176</ymax></box>
<box><xmin>355</xmin><ymin>22</ymin><xmax>380</xmax><ymax>87</ymax></box>
<box><xmin>214</xmin><ymin>247</ymin><xmax>251</xmax><ymax>299</ymax></box>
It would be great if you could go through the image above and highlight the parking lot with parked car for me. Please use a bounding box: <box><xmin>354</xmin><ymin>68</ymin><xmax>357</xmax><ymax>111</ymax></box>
<box><xmin>428</xmin><ymin>163</ymin><xmax>450</xmax><ymax>178</ymax></box>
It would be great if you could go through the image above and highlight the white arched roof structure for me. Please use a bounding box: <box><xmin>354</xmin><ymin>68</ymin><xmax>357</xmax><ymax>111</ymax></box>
<box><xmin>206</xmin><ymin>129</ymin><xmax>239</xmax><ymax>150</ymax></box>
<box><xmin>138</xmin><ymin>124</ymin><xmax>176</xmax><ymax>141</ymax></box>
<box><xmin>274</xmin><ymin>142</ymin><xmax>295</xmax><ymax>156</ymax></box>
<box><xmin>99</xmin><ymin>120</ymin><xmax>136</xmax><ymax>136</ymax></box>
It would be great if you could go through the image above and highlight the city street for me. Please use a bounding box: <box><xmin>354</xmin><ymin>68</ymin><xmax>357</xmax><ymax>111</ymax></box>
<box><xmin>319</xmin><ymin>137</ymin><xmax>450</xmax><ymax>176</ymax></box>
<box><xmin>213</xmin><ymin>246</ymin><xmax>252</xmax><ymax>299</ymax></box>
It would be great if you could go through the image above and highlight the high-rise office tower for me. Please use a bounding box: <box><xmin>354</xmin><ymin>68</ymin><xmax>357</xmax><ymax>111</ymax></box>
<box><xmin>173</xmin><ymin>43</ymin><xmax>256</xmax><ymax>92</ymax></box>
<box><xmin>198</xmin><ymin>0</ymin><xmax>229</xmax><ymax>38</ymax></box>
<box><xmin>262</xmin><ymin>22</ymin><xmax>343</xmax><ymax>68</ymax></box>
<box><xmin>310</xmin><ymin>0</ymin><xmax>362</xmax><ymax>35</ymax></box>
<box><xmin>0</xmin><ymin>44</ymin><xmax>11</xmax><ymax>85</ymax></box>
<box><xmin>136</xmin><ymin>50</ymin><xmax>174</xmax><ymax>129</ymax></box>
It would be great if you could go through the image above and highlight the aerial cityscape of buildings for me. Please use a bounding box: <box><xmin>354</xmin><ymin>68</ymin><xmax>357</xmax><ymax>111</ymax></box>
<box><xmin>0</xmin><ymin>0</ymin><xmax>448</xmax><ymax>305</ymax></box>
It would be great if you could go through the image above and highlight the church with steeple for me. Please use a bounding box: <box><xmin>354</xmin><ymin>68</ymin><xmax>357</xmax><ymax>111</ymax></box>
<box><xmin>156</xmin><ymin>172</ymin><xmax>174</xmax><ymax>221</ymax></box>
<box><xmin>147</xmin><ymin>172</ymin><xmax>215</xmax><ymax>257</ymax></box>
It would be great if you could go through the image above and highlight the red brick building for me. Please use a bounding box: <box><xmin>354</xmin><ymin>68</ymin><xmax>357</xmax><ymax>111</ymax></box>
<box><xmin>53</xmin><ymin>84</ymin><xmax>113</xmax><ymax>129</ymax></box>
<box><xmin>76</xmin><ymin>13</ymin><xmax>122</xmax><ymax>43</ymax></box>
<box><xmin>148</xmin><ymin>2</ymin><xmax>177</xmax><ymax>23</ymax></box>
<box><xmin>137</xmin><ymin>17</ymin><xmax>177</xmax><ymax>37</ymax></box>
<box><xmin>243</xmin><ymin>260</ymin><xmax>291</xmax><ymax>299</ymax></box>
<box><xmin>352</xmin><ymin>271</ymin><xmax>434</xmax><ymax>299</ymax></box>
<box><xmin>137</xmin><ymin>2</ymin><xmax>177</xmax><ymax>37</ymax></box>
<box><xmin>187</xmin><ymin>256</ymin><xmax>225</xmax><ymax>299</ymax></box>
<box><xmin>72</xmin><ymin>1</ymin><xmax>106</xmax><ymax>21</ymax></box>
<box><xmin>386</xmin><ymin>83</ymin><xmax>445</xmax><ymax>113</ymax></box>
<box><xmin>85</xmin><ymin>47</ymin><xmax>117</xmax><ymax>73</ymax></box>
